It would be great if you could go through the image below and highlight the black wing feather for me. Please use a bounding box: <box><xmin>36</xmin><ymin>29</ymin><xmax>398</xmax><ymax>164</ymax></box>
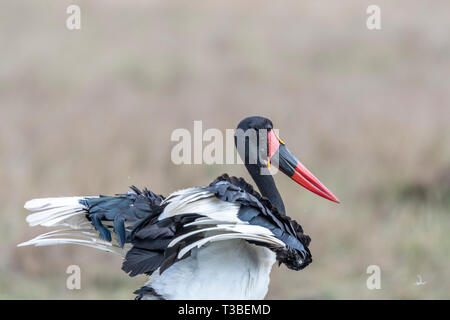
<box><xmin>78</xmin><ymin>175</ymin><xmax>311</xmax><ymax>286</ymax></box>
<box><xmin>206</xmin><ymin>174</ymin><xmax>311</xmax><ymax>255</ymax></box>
<box><xmin>80</xmin><ymin>186</ymin><xmax>165</xmax><ymax>247</ymax></box>
<box><xmin>122</xmin><ymin>248</ymin><xmax>164</xmax><ymax>277</ymax></box>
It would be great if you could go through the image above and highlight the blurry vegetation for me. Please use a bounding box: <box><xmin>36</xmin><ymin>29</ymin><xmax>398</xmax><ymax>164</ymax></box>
<box><xmin>397</xmin><ymin>166</ymin><xmax>450</xmax><ymax>207</ymax></box>
<box><xmin>1</xmin><ymin>0</ymin><xmax>450</xmax><ymax>299</ymax></box>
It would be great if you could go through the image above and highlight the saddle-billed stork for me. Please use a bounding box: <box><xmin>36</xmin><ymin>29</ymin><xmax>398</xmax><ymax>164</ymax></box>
<box><xmin>18</xmin><ymin>116</ymin><xmax>338</xmax><ymax>299</ymax></box>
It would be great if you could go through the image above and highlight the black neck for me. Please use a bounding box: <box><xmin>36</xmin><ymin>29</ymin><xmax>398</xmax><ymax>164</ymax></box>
<box><xmin>245</xmin><ymin>164</ymin><xmax>286</xmax><ymax>215</ymax></box>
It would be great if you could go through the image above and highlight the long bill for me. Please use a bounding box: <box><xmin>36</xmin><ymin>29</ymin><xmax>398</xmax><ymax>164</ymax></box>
<box><xmin>268</xmin><ymin>131</ymin><xmax>340</xmax><ymax>203</ymax></box>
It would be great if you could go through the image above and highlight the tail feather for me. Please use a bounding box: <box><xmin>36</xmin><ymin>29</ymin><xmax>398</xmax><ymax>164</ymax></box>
<box><xmin>19</xmin><ymin>196</ymin><xmax>124</xmax><ymax>252</ymax></box>
<box><xmin>19</xmin><ymin>188</ymin><xmax>165</xmax><ymax>255</ymax></box>
<box><xmin>18</xmin><ymin>228</ymin><xmax>127</xmax><ymax>255</ymax></box>
<box><xmin>24</xmin><ymin>197</ymin><xmax>87</xmax><ymax>211</ymax></box>
<box><xmin>26</xmin><ymin>208</ymin><xmax>86</xmax><ymax>227</ymax></box>
<box><xmin>24</xmin><ymin>196</ymin><xmax>94</xmax><ymax>229</ymax></box>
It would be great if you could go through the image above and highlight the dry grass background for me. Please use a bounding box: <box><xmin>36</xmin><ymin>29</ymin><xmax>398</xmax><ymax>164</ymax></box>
<box><xmin>1</xmin><ymin>0</ymin><xmax>450</xmax><ymax>299</ymax></box>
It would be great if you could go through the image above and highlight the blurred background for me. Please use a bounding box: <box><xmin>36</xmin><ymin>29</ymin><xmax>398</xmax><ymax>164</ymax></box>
<box><xmin>1</xmin><ymin>0</ymin><xmax>449</xmax><ymax>299</ymax></box>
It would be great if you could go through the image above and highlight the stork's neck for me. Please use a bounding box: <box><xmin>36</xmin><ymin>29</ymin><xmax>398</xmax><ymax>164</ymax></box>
<box><xmin>246</xmin><ymin>164</ymin><xmax>286</xmax><ymax>215</ymax></box>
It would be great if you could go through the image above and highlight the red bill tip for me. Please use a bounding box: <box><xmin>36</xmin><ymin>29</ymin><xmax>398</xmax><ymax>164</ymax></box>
<box><xmin>291</xmin><ymin>161</ymin><xmax>340</xmax><ymax>203</ymax></box>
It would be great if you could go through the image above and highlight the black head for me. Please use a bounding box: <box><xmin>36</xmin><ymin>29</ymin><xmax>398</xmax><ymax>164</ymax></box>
<box><xmin>234</xmin><ymin>116</ymin><xmax>273</xmax><ymax>169</ymax></box>
<box><xmin>236</xmin><ymin>116</ymin><xmax>273</xmax><ymax>132</ymax></box>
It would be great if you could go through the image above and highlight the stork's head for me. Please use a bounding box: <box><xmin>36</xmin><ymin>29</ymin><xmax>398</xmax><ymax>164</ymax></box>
<box><xmin>234</xmin><ymin>116</ymin><xmax>338</xmax><ymax>271</ymax></box>
<box><xmin>235</xmin><ymin>116</ymin><xmax>339</xmax><ymax>203</ymax></box>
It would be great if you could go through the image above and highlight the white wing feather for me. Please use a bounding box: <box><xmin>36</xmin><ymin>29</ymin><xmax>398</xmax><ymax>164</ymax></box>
<box><xmin>159</xmin><ymin>188</ymin><xmax>241</xmax><ymax>223</ymax></box>
<box><xmin>18</xmin><ymin>196</ymin><xmax>122</xmax><ymax>252</ymax></box>
<box><xmin>178</xmin><ymin>233</ymin><xmax>284</xmax><ymax>259</ymax></box>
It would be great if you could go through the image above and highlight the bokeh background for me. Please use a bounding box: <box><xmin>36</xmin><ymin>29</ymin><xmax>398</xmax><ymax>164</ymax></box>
<box><xmin>1</xmin><ymin>0</ymin><xmax>449</xmax><ymax>299</ymax></box>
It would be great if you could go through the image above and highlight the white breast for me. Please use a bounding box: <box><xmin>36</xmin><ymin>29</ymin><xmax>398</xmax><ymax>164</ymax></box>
<box><xmin>144</xmin><ymin>239</ymin><xmax>276</xmax><ymax>300</ymax></box>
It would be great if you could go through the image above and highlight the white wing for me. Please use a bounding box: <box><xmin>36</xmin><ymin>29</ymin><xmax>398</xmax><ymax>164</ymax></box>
<box><xmin>160</xmin><ymin>188</ymin><xmax>285</xmax><ymax>259</ymax></box>
<box><xmin>19</xmin><ymin>196</ymin><xmax>126</xmax><ymax>255</ymax></box>
<box><xmin>159</xmin><ymin>188</ymin><xmax>241</xmax><ymax>223</ymax></box>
